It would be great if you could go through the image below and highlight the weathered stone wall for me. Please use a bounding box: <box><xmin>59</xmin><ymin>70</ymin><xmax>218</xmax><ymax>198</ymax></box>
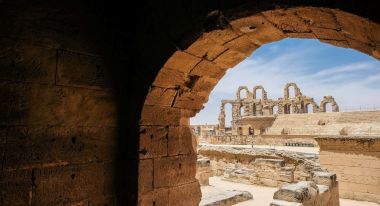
<box><xmin>0</xmin><ymin>3</ymin><xmax>119</xmax><ymax>205</ymax></box>
<box><xmin>267</xmin><ymin>111</ymin><xmax>380</xmax><ymax>136</ymax></box>
<box><xmin>198</xmin><ymin>146</ymin><xmax>322</xmax><ymax>187</ymax></box>
<box><xmin>316</xmin><ymin>136</ymin><xmax>380</xmax><ymax>203</ymax></box>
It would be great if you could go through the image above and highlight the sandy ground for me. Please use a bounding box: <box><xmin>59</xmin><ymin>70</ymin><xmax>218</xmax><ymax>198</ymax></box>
<box><xmin>201</xmin><ymin>143</ymin><xmax>319</xmax><ymax>154</ymax></box>
<box><xmin>204</xmin><ymin>176</ymin><xmax>380</xmax><ymax>206</ymax></box>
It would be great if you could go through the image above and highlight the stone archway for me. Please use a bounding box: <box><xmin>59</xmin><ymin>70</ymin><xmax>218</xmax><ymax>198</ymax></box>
<box><xmin>252</xmin><ymin>85</ymin><xmax>267</xmax><ymax>99</ymax></box>
<box><xmin>141</xmin><ymin>6</ymin><xmax>380</xmax><ymax>205</ymax></box>
<box><xmin>1</xmin><ymin>1</ymin><xmax>380</xmax><ymax>206</ymax></box>
<box><xmin>320</xmin><ymin>96</ymin><xmax>340</xmax><ymax>112</ymax></box>
<box><xmin>236</xmin><ymin>86</ymin><xmax>251</xmax><ymax>99</ymax></box>
<box><xmin>284</xmin><ymin>83</ymin><xmax>301</xmax><ymax>99</ymax></box>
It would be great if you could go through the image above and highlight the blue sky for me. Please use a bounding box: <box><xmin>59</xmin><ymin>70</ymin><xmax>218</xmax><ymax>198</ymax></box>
<box><xmin>190</xmin><ymin>38</ymin><xmax>380</xmax><ymax>126</ymax></box>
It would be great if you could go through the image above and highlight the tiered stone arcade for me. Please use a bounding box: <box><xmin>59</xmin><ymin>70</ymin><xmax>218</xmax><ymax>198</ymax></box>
<box><xmin>218</xmin><ymin>83</ymin><xmax>339</xmax><ymax>135</ymax></box>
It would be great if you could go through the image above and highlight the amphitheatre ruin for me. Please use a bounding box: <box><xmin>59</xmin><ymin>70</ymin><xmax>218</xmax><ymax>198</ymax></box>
<box><xmin>192</xmin><ymin>83</ymin><xmax>380</xmax><ymax>206</ymax></box>
<box><xmin>1</xmin><ymin>1</ymin><xmax>380</xmax><ymax>206</ymax></box>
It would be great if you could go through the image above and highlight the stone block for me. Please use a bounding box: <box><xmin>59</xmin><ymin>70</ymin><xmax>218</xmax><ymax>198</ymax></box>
<box><xmin>352</xmin><ymin>192</ymin><xmax>380</xmax><ymax>203</ymax></box>
<box><xmin>262</xmin><ymin>9</ymin><xmax>311</xmax><ymax>33</ymax></box>
<box><xmin>191</xmin><ymin>76</ymin><xmax>218</xmax><ymax>94</ymax></box>
<box><xmin>139</xmin><ymin>126</ymin><xmax>168</xmax><ymax>159</ymax></box>
<box><xmin>335</xmin><ymin>10</ymin><xmax>372</xmax><ymax>44</ymax></box>
<box><xmin>296</xmin><ymin>8</ymin><xmax>339</xmax><ymax>30</ymax></box>
<box><xmin>223</xmin><ymin>35</ymin><xmax>259</xmax><ymax>55</ymax></box>
<box><xmin>319</xmin><ymin>39</ymin><xmax>349</xmax><ymax>49</ymax></box>
<box><xmin>311</xmin><ymin>27</ymin><xmax>346</xmax><ymax>41</ymax></box>
<box><xmin>230</xmin><ymin>14</ymin><xmax>285</xmax><ymax>45</ymax></box>
<box><xmin>168</xmin><ymin>181</ymin><xmax>201</xmax><ymax>206</ymax></box>
<box><xmin>253</xmin><ymin>158</ymin><xmax>285</xmax><ymax>168</ymax></box>
<box><xmin>168</xmin><ymin>126</ymin><xmax>195</xmax><ymax>156</ymax></box>
<box><xmin>0</xmin><ymin>82</ymin><xmax>116</xmax><ymax>126</ymax></box>
<box><xmin>213</xmin><ymin>49</ymin><xmax>247</xmax><ymax>69</ymax></box>
<box><xmin>312</xmin><ymin>171</ymin><xmax>337</xmax><ymax>187</ymax></box>
<box><xmin>138</xmin><ymin>188</ymin><xmax>169</xmax><ymax>206</ymax></box>
<box><xmin>163</xmin><ymin>51</ymin><xmax>201</xmax><ymax>73</ymax></box>
<box><xmin>152</xmin><ymin>68</ymin><xmax>189</xmax><ymax>88</ymax></box>
<box><xmin>139</xmin><ymin>159</ymin><xmax>153</xmax><ymax>195</ymax></box>
<box><xmin>173</xmin><ymin>91</ymin><xmax>206</xmax><ymax>110</ymax></box>
<box><xmin>144</xmin><ymin>87</ymin><xmax>177</xmax><ymax>107</ymax></box>
<box><xmin>33</xmin><ymin>163</ymin><xmax>104</xmax><ymax>205</ymax></box>
<box><xmin>140</xmin><ymin>105</ymin><xmax>181</xmax><ymax>126</ymax></box>
<box><xmin>190</xmin><ymin>60</ymin><xmax>226</xmax><ymax>79</ymax></box>
<box><xmin>4</xmin><ymin>126</ymin><xmax>116</xmax><ymax>169</ymax></box>
<box><xmin>273</xmin><ymin>181</ymin><xmax>318</xmax><ymax>203</ymax></box>
<box><xmin>202</xmin><ymin>29</ymin><xmax>239</xmax><ymax>45</ymax></box>
<box><xmin>185</xmin><ymin>37</ymin><xmax>228</xmax><ymax>61</ymax></box>
<box><xmin>154</xmin><ymin>155</ymin><xmax>196</xmax><ymax>188</ymax></box>
<box><xmin>339</xmin><ymin>182</ymin><xmax>368</xmax><ymax>193</ymax></box>
<box><xmin>57</xmin><ymin>50</ymin><xmax>109</xmax><ymax>89</ymax></box>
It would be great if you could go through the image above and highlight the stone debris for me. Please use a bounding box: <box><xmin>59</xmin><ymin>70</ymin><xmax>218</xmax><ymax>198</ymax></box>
<box><xmin>273</xmin><ymin>181</ymin><xmax>319</xmax><ymax>203</ymax></box>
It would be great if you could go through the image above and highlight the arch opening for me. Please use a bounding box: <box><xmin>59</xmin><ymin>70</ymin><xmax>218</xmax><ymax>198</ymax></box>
<box><xmin>141</xmin><ymin>5</ymin><xmax>380</xmax><ymax>206</ymax></box>
<box><xmin>306</xmin><ymin>104</ymin><xmax>314</xmax><ymax>113</ymax></box>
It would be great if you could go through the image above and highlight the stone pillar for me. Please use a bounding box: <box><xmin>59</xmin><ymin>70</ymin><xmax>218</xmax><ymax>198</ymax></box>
<box><xmin>218</xmin><ymin>103</ymin><xmax>226</xmax><ymax>131</ymax></box>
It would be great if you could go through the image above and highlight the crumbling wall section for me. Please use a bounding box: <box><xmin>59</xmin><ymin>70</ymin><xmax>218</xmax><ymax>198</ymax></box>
<box><xmin>198</xmin><ymin>146</ymin><xmax>322</xmax><ymax>187</ymax></box>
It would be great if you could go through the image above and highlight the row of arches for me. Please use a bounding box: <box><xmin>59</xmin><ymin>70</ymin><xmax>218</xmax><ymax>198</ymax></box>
<box><xmin>238</xmin><ymin>102</ymin><xmax>334</xmax><ymax>116</ymax></box>
<box><xmin>237</xmin><ymin>83</ymin><xmax>302</xmax><ymax>100</ymax></box>
<box><xmin>236</xmin><ymin>85</ymin><xmax>267</xmax><ymax>100</ymax></box>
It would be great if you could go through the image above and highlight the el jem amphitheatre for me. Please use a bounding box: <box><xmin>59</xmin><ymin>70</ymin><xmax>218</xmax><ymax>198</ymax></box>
<box><xmin>192</xmin><ymin>83</ymin><xmax>380</xmax><ymax>206</ymax></box>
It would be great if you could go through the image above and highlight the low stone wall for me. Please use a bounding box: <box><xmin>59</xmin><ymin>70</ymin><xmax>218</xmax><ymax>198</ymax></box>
<box><xmin>198</xmin><ymin>146</ymin><xmax>322</xmax><ymax>187</ymax></box>
<box><xmin>196</xmin><ymin>156</ymin><xmax>213</xmax><ymax>185</ymax></box>
<box><xmin>257</xmin><ymin>135</ymin><xmax>318</xmax><ymax>147</ymax></box>
<box><xmin>206</xmin><ymin>135</ymin><xmax>253</xmax><ymax>145</ymax></box>
<box><xmin>271</xmin><ymin>171</ymin><xmax>340</xmax><ymax>206</ymax></box>
<box><xmin>204</xmin><ymin>135</ymin><xmax>318</xmax><ymax>147</ymax></box>
<box><xmin>315</xmin><ymin>136</ymin><xmax>380</xmax><ymax>203</ymax></box>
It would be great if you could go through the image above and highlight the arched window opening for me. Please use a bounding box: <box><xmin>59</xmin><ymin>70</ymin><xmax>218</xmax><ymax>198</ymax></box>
<box><xmin>239</xmin><ymin>106</ymin><xmax>244</xmax><ymax>117</ymax></box>
<box><xmin>272</xmin><ymin>105</ymin><xmax>279</xmax><ymax>115</ymax></box>
<box><xmin>224</xmin><ymin>103</ymin><xmax>232</xmax><ymax>127</ymax></box>
<box><xmin>284</xmin><ymin>104</ymin><xmax>291</xmax><ymax>114</ymax></box>
<box><xmin>324</xmin><ymin>103</ymin><xmax>332</xmax><ymax>112</ymax></box>
<box><xmin>307</xmin><ymin>104</ymin><xmax>313</xmax><ymax>113</ymax></box>
<box><xmin>256</xmin><ymin>89</ymin><xmax>262</xmax><ymax>100</ymax></box>
<box><xmin>288</xmin><ymin>86</ymin><xmax>296</xmax><ymax>98</ymax></box>
<box><xmin>240</xmin><ymin>89</ymin><xmax>248</xmax><ymax>99</ymax></box>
